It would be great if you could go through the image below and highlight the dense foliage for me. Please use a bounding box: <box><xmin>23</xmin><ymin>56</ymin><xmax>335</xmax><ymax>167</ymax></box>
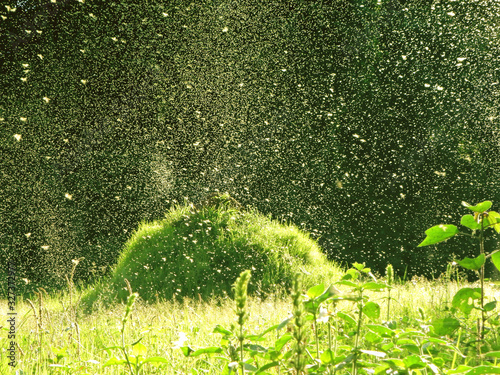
<box><xmin>83</xmin><ymin>196</ymin><xmax>341</xmax><ymax>306</ymax></box>
<box><xmin>1</xmin><ymin>0</ymin><xmax>500</xmax><ymax>290</ymax></box>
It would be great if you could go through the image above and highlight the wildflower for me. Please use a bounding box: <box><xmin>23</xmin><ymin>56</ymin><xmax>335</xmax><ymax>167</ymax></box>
<box><xmin>172</xmin><ymin>332</ymin><xmax>188</xmax><ymax>349</ymax></box>
<box><xmin>317</xmin><ymin>306</ymin><xmax>329</xmax><ymax>323</ymax></box>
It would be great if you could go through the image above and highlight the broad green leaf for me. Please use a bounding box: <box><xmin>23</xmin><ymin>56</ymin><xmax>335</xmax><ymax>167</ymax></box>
<box><xmin>132</xmin><ymin>342</ymin><xmax>147</xmax><ymax>357</ymax></box>
<box><xmin>484</xmin><ymin>301</ymin><xmax>497</xmax><ymax>312</ymax></box>
<box><xmin>382</xmin><ymin>358</ymin><xmax>405</xmax><ymax>368</ymax></box>
<box><xmin>366</xmin><ymin>324</ymin><xmax>395</xmax><ymax>338</ymax></box>
<box><xmin>432</xmin><ymin>317</ymin><xmax>460</xmax><ymax>336</ymax></box>
<box><xmin>337</xmin><ymin>312</ymin><xmax>356</xmax><ymax>326</ymax></box>
<box><xmin>142</xmin><ymin>356</ymin><xmax>170</xmax><ymax>364</ymax></box>
<box><xmin>256</xmin><ymin>361</ymin><xmax>279</xmax><ymax>374</ymax></box>
<box><xmin>404</xmin><ymin>355</ymin><xmax>426</xmax><ymax>369</ymax></box>
<box><xmin>483</xmin><ymin>351</ymin><xmax>500</xmax><ymax>358</ymax></box>
<box><xmin>362</xmin><ymin>282</ymin><xmax>387</xmax><ymax>291</ymax></box>
<box><xmin>258</xmin><ymin>324</ymin><xmax>279</xmax><ymax>337</ymax></box>
<box><xmin>321</xmin><ymin>349</ymin><xmax>335</xmax><ymax>364</ymax></box>
<box><xmin>213</xmin><ymin>325</ymin><xmax>233</xmax><ymax>336</ymax></box>
<box><xmin>336</xmin><ymin>280</ymin><xmax>358</xmax><ymax>288</ymax></box>
<box><xmin>464</xmin><ymin>365</ymin><xmax>500</xmax><ymax>374</ymax></box>
<box><xmin>452</xmin><ymin>288</ymin><xmax>481</xmax><ymax>316</ymax></box>
<box><xmin>457</xmin><ymin>254</ymin><xmax>485</xmax><ymax>270</ymax></box>
<box><xmin>306</xmin><ymin>283</ymin><xmax>325</xmax><ymax>299</ymax></box>
<box><xmin>360</xmin><ymin>349</ymin><xmax>386</xmax><ymax>358</ymax></box>
<box><xmin>486</xmin><ymin>211</ymin><xmax>500</xmax><ymax>233</ymax></box>
<box><xmin>103</xmin><ymin>357</ymin><xmax>128</xmax><ymax>367</ymax></box>
<box><xmin>364</xmin><ymin>331</ymin><xmax>382</xmax><ymax>344</ymax></box>
<box><xmin>448</xmin><ymin>365</ymin><xmax>473</xmax><ymax>374</ymax></box>
<box><xmin>418</xmin><ymin>224</ymin><xmax>459</xmax><ymax>247</ymax></box>
<box><xmin>461</xmin><ymin>214</ymin><xmax>481</xmax><ymax>230</ymax></box>
<box><xmin>277</xmin><ymin>317</ymin><xmax>292</xmax><ymax>331</ymax></box>
<box><xmin>180</xmin><ymin>346</ymin><xmax>194</xmax><ymax>357</ymax></box>
<box><xmin>191</xmin><ymin>347</ymin><xmax>224</xmax><ymax>356</ymax></box>
<box><xmin>462</xmin><ymin>200</ymin><xmax>492</xmax><ymax>212</ymax></box>
<box><xmin>243</xmin><ymin>363</ymin><xmax>258</xmax><ymax>371</ymax></box>
<box><xmin>492</xmin><ymin>251</ymin><xmax>500</xmax><ymax>272</ymax></box>
<box><xmin>353</xmin><ymin>262</ymin><xmax>365</xmax><ymax>271</ymax></box>
<box><xmin>363</xmin><ymin>301</ymin><xmax>381</xmax><ymax>320</ymax></box>
<box><xmin>275</xmin><ymin>333</ymin><xmax>292</xmax><ymax>352</ymax></box>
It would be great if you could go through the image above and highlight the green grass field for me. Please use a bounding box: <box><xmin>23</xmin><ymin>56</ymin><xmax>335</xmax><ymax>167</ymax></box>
<box><xmin>2</xmin><ymin>270</ymin><xmax>500</xmax><ymax>374</ymax></box>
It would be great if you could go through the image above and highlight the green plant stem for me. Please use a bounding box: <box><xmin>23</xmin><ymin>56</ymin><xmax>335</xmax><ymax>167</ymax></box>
<box><xmin>480</xmin><ymin>216</ymin><xmax>485</xmax><ymax>340</ymax></box>
<box><xmin>451</xmin><ymin>327</ymin><xmax>462</xmax><ymax>369</ymax></box>
<box><xmin>313</xmin><ymin>313</ymin><xmax>320</xmax><ymax>361</ymax></box>
<box><xmin>353</xmin><ymin>296</ymin><xmax>364</xmax><ymax>375</ymax></box>
<box><xmin>386</xmin><ymin>289</ymin><xmax>391</xmax><ymax>322</ymax></box>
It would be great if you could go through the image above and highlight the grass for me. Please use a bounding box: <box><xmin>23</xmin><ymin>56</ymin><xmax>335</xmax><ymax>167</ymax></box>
<box><xmin>82</xmin><ymin>196</ymin><xmax>342</xmax><ymax>309</ymax></box>
<box><xmin>2</xmin><ymin>270</ymin><xmax>500</xmax><ymax>374</ymax></box>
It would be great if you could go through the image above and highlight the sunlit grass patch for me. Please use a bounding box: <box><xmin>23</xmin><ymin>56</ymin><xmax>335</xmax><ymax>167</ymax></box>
<box><xmin>82</xmin><ymin>194</ymin><xmax>342</xmax><ymax>308</ymax></box>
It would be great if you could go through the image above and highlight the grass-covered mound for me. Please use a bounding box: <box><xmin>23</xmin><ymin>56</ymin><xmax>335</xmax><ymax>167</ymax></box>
<box><xmin>84</xmin><ymin>194</ymin><xmax>341</xmax><ymax>306</ymax></box>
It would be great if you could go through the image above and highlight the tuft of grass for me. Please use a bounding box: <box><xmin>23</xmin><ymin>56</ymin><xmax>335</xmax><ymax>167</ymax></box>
<box><xmin>82</xmin><ymin>198</ymin><xmax>342</xmax><ymax>308</ymax></box>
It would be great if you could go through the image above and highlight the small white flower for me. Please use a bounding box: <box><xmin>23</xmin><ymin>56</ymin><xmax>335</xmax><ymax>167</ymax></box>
<box><xmin>172</xmin><ymin>332</ymin><xmax>188</xmax><ymax>348</ymax></box>
<box><xmin>20</xmin><ymin>117</ymin><xmax>27</xmax><ymax>122</ymax></box>
<box><xmin>317</xmin><ymin>307</ymin><xmax>330</xmax><ymax>323</ymax></box>
<box><xmin>13</xmin><ymin>134</ymin><xmax>22</xmax><ymax>141</ymax></box>
<box><xmin>222</xmin><ymin>27</ymin><xmax>229</xmax><ymax>32</ymax></box>
<box><xmin>43</xmin><ymin>96</ymin><xmax>50</xmax><ymax>103</ymax></box>
<box><xmin>65</xmin><ymin>193</ymin><xmax>73</xmax><ymax>200</ymax></box>
<box><xmin>228</xmin><ymin>362</ymin><xmax>238</xmax><ymax>369</ymax></box>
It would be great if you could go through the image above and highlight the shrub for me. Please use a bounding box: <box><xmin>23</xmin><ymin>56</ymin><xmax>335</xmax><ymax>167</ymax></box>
<box><xmin>83</xmin><ymin>194</ymin><xmax>341</xmax><ymax>307</ymax></box>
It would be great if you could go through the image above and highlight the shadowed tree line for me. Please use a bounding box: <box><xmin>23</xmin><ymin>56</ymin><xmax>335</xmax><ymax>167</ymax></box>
<box><xmin>1</xmin><ymin>0</ymin><xmax>500</xmax><ymax>292</ymax></box>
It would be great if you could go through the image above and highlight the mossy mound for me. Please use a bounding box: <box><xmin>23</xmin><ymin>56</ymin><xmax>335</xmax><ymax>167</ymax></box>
<box><xmin>84</xmin><ymin>194</ymin><xmax>341</xmax><ymax>306</ymax></box>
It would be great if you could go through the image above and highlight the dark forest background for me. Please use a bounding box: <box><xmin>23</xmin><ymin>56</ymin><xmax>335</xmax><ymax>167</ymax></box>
<box><xmin>1</xmin><ymin>0</ymin><xmax>500</xmax><ymax>292</ymax></box>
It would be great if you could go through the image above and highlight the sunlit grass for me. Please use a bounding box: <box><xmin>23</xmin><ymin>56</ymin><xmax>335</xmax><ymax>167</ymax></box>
<box><xmin>3</xmin><ymin>275</ymin><xmax>500</xmax><ymax>374</ymax></box>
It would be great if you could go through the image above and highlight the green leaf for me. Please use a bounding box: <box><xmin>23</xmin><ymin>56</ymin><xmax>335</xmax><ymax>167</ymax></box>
<box><xmin>191</xmin><ymin>347</ymin><xmax>224</xmax><ymax>357</ymax></box>
<box><xmin>462</xmin><ymin>201</ymin><xmax>492</xmax><ymax>212</ymax></box>
<box><xmin>483</xmin><ymin>351</ymin><xmax>500</xmax><ymax>358</ymax></box>
<box><xmin>452</xmin><ymin>288</ymin><xmax>481</xmax><ymax>316</ymax></box>
<box><xmin>132</xmin><ymin>342</ymin><xmax>147</xmax><ymax>357</ymax></box>
<box><xmin>213</xmin><ymin>325</ymin><xmax>233</xmax><ymax>336</ymax></box>
<box><xmin>461</xmin><ymin>214</ymin><xmax>481</xmax><ymax>230</ymax></box>
<box><xmin>457</xmin><ymin>254</ymin><xmax>485</xmax><ymax>270</ymax></box>
<box><xmin>256</xmin><ymin>361</ymin><xmax>279</xmax><ymax>374</ymax></box>
<box><xmin>277</xmin><ymin>317</ymin><xmax>292</xmax><ymax>331</ymax></box>
<box><xmin>353</xmin><ymin>262</ymin><xmax>365</xmax><ymax>271</ymax></box>
<box><xmin>486</xmin><ymin>211</ymin><xmax>500</xmax><ymax>233</ymax></box>
<box><xmin>464</xmin><ymin>365</ymin><xmax>500</xmax><ymax>375</ymax></box>
<box><xmin>306</xmin><ymin>283</ymin><xmax>325</xmax><ymax>299</ymax></box>
<box><xmin>142</xmin><ymin>356</ymin><xmax>170</xmax><ymax>364</ymax></box>
<box><xmin>403</xmin><ymin>355</ymin><xmax>426</xmax><ymax>369</ymax></box>
<box><xmin>418</xmin><ymin>224</ymin><xmax>459</xmax><ymax>247</ymax></box>
<box><xmin>364</xmin><ymin>331</ymin><xmax>383</xmax><ymax>344</ymax></box>
<box><xmin>336</xmin><ymin>280</ymin><xmax>358</xmax><ymax>288</ymax></box>
<box><xmin>360</xmin><ymin>349</ymin><xmax>386</xmax><ymax>358</ymax></box>
<box><xmin>321</xmin><ymin>349</ymin><xmax>336</xmax><ymax>364</ymax></box>
<box><xmin>366</xmin><ymin>324</ymin><xmax>395</xmax><ymax>338</ymax></box>
<box><xmin>363</xmin><ymin>302</ymin><xmax>381</xmax><ymax>320</ymax></box>
<box><xmin>492</xmin><ymin>251</ymin><xmax>500</xmax><ymax>272</ymax></box>
<box><xmin>103</xmin><ymin>357</ymin><xmax>128</xmax><ymax>367</ymax></box>
<box><xmin>256</xmin><ymin>324</ymin><xmax>279</xmax><ymax>337</ymax></box>
<box><xmin>275</xmin><ymin>333</ymin><xmax>292</xmax><ymax>352</ymax></box>
<box><xmin>362</xmin><ymin>282</ymin><xmax>387</xmax><ymax>291</ymax></box>
<box><xmin>180</xmin><ymin>346</ymin><xmax>194</xmax><ymax>357</ymax></box>
<box><xmin>337</xmin><ymin>312</ymin><xmax>356</xmax><ymax>326</ymax></box>
<box><xmin>484</xmin><ymin>301</ymin><xmax>497</xmax><ymax>312</ymax></box>
<box><xmin>432</xmin><ymin>317</ymin><xmax>460</xmax><ymax>336</ymax></box>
